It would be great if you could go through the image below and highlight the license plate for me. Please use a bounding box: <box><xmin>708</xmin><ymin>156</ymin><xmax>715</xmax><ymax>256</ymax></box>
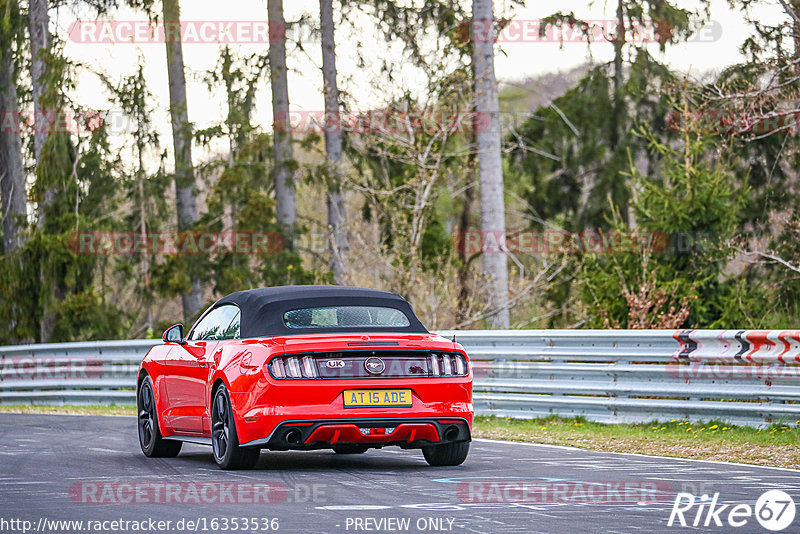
<box><xmin>343</xmin><ymin>389</ymin><xmax>412</xmax><ymax>408</ymax></box>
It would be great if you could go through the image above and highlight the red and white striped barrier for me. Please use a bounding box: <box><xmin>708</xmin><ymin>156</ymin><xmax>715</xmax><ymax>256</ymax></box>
<box><xmin>674</xmin><ymin>330</ymin><xmax>800</xmax><ymax>364</ymax></box>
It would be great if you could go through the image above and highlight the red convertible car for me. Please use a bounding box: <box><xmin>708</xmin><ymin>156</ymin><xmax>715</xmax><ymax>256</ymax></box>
<box><xmin>137</xmin><ymin>286</ymin><xmax>473</xmax><ymax>469</ymax></box>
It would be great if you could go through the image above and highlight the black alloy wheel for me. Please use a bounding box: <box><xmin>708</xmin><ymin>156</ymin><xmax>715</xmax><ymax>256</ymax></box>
<box><xmin>211</xmin><ymin>385</ymin><xmax>259</xmax><ymax>470</ymax></box>
<box><xmin>137</xmin><ymin>376</ymin><xmax>181</xmax><ymax>457</ymax></box>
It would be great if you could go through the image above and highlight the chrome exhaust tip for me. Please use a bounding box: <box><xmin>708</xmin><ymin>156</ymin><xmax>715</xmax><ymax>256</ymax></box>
<box><xmin>444</xmin><ymin>426</ymin><xmax>459</xmax><ymax>441</ymax></box>
<box><xmin>283</xmin><ymin>428</ymin><xmax>302</xmax><ymax>445</ymax></box>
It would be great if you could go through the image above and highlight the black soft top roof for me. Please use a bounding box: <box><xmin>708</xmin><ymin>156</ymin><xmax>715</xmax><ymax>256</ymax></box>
<box><xmin>212</xmin><ymin>285</ymin><xmax>428</xmax><ymax>338</ymax></box>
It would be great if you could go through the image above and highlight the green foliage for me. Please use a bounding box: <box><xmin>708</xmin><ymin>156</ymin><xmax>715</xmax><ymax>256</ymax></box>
<box><xmin>50</xmin><ymin>289</ymin><xmax>126</xmax><ymax>341</ymax></box>
<box><xmin>0</xmin><ymin>246</ymin><xmax>40</xmax><ymax>341</ymax></box>
<box><xmin>580</xmin><ymin>123</ymin><xmax>760</xmax><ymax>328</ymax></box>
<box><xmin>1</xmin><ymin>42</ymin><xmax>324</xmax><ymax>342</ymax></box>
<box><xmin>4</xmin><ymin>0</ymin><xmax>800</xmax><ymax>342</ymax></box>
<box><xmin>508</xmin><ymin>68</ymin><xmax>613</xmax><ymax>229</ymax></box>
<box><xmin>509</xmin><ymin>53</ymin><xmax>678</xmax><ymax>230</ymax></box>
<box><xmin>194</xmin><ymin>49</ymin><xmax>317</xmax><ymax>299</ymax></box>
<box><xmin>0</xmin><ymin>0</ymin><xmax>22</xmax><ymax>63</ymax></box>
<box><xmin>513</xmin><ymin>0</ymin><xmax>707</xmax><ymax>233</ymax></box>
<box><xmin>0</xmin><ymin>120</ymin><xmax>126</xmax><ymax>343</ymax></box>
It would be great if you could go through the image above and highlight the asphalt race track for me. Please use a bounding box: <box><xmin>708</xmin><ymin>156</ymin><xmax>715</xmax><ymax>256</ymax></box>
<box><xmin>1</xmin><ymin>414</ymin><xmax>799</xmax><ymax>534</ymax></box>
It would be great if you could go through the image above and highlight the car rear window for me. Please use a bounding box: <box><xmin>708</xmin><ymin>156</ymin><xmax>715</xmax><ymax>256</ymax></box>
<box><xmin>283</xmin><ymin>306</ymin><xmax>411</xmax><ymax>329</ymax></box>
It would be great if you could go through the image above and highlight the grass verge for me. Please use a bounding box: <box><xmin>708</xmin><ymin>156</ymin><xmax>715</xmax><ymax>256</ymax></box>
<box><xmin>0</xmin><ymin>404</ymin><xmax>136</xmax><ymax>416</ymax></box>
<box><xmin>474</xmin><ymin>415</ymin><xmax>800</xmax><ymax>470</ymax></box>
<box><xmin>1</xmin><ymin>406</ymin><xmax>797</xmax><ymax>469</ymax></box>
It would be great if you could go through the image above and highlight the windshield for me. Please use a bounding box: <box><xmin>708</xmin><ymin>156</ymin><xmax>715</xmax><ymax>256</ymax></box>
<box><xmin>283</xmin><ymin>306</ymin><xmax>411</xmax><ymax>329</ymax></box>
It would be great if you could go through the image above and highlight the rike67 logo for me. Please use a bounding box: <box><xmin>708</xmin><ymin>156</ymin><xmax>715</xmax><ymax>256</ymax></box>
<box><xmin>668</xmin><ymin>490</ymin><xmax>796</xmax><ymax>531</ymax></box>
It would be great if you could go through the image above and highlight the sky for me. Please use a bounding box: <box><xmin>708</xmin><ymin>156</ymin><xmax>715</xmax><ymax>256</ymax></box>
<box><xmin>50</xmin><ymin>0</ymin><xmax>783</xmax><ymax>169</ymax></box>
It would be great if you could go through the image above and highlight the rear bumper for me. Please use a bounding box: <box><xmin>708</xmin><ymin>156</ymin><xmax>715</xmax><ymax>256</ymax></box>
<box><xmin>229</xmin><ymin>377</ymin><xmax>473</xmax><ymax>446</ymax></box>
<box><xmin>240</xmin><ymin>417</ymin><xmax>471</xmax><ymax>450</ymax></box>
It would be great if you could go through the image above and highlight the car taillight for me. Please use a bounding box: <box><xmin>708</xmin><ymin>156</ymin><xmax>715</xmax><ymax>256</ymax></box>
<box><xmin>302</xmin><ymin>356</ymin><xmax>318</xmax><ymax>378</ymax></box>
<box><xmin>430</xmin><ymin>354</ymin><xmax>440</xmax><ymax>376</ymax></box>
<box><xmin>269</xmin><ymin>356</ymin><xmax>319</xmax><ymax>379</ymax></box>
<box><xmin>454</xmin><ymin>355</ymin><xmax>466</xmax><ymax>375</ymax></box>
<box><xmin>429</xmin><ymin>353</ymin><xmax>469</xmax><ymax>377</ymax></box>
<box><xmin>271</xmin><ymin>358</ymin><xmax>286</xmax><ymax>378</ymax></box>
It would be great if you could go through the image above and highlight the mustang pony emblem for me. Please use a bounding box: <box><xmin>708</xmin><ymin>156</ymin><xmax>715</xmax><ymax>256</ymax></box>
<box><xmin>364</xmin><ymin>357</ymin><xmax>386</xmax><ymax>375</ymax></box>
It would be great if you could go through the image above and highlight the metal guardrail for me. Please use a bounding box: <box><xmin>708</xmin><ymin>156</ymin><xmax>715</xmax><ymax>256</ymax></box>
<box><xmin>0</xmin><ymin>339</ymin><xmax>157</xmax><ymax>405</ymax></box>
<box><xmin>1</xmin><ymin>330</ymin><xmax>799</xmax><ymax>427</ymax></box>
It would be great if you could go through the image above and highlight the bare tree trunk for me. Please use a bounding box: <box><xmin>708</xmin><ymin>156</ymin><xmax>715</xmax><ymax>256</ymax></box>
<box><xmin>320</xmin><ymin>0</ymin><xmax>349</xmax><ymax>284</ymax></box>
<box><xmin>611</xmin><ymin>0</ymin><xmax>629</xmax><ymax>224</ymax></box>
<box><xmin>268</xmin><ymin>0</ymin><xmax>297</xmax><ymax>248</ymax></box>
<box><xmin>163</xmin><ymin>0</ymin><xmax>202</xmax><ymax>321</ymax></box>
<box><xmin>28</xmin><ymin>0</ymin><xmax>55</xmax><ymax>233</ymax></box>
<box><xmin>472</xmin><ymin>0</ymin><xmax>509</xmax><ymax>328</ymax></box>
<box><xmin>792</xmin><ymin>0</ymin><xmax>800</xmax><ymax>73</ymax></box>
<box><xmin>0</xmin><ymin>47</ymin><xmax>26</xmax><ymax>252</ymax></box>
<box><xmin>611</xmin><ymin>0</ymin><xmax>624</xmax><ymax>151</ymax></box>
<box><xmin>27</xmin><ymin>0</ymin><xmax>59</xmax><ymax>341</ymax></box>
<box><xmin>28</xmin><ymin>0</ymin><xmax>49</xmax><ymax>163</ymax></box>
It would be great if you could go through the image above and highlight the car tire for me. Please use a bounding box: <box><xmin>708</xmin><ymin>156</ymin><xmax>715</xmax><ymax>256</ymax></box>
<box><xmin>332</xmin><ymin>444</ymin><xmax>369</xmax><ymax>454</ymax></box>
<box><xmin>137</xmin><ymin>376</ymin><xmax>182</xmax><ymax>458</ymax></box>
<box><xmin>422</xmin><ymin>441</ymin><xmax>470</xmax><ymax>466</ymax></box>
<box><xmin>211</xmin><ymin>385</ymin><xmax>260</xmax><ymax>470</ymax></box>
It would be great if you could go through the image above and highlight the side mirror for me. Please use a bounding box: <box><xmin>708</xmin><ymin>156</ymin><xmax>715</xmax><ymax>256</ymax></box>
<box><xmin>163</xmin><ymin>324</ymin><xmax>185</xmax><ymax>344</ymax></box>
